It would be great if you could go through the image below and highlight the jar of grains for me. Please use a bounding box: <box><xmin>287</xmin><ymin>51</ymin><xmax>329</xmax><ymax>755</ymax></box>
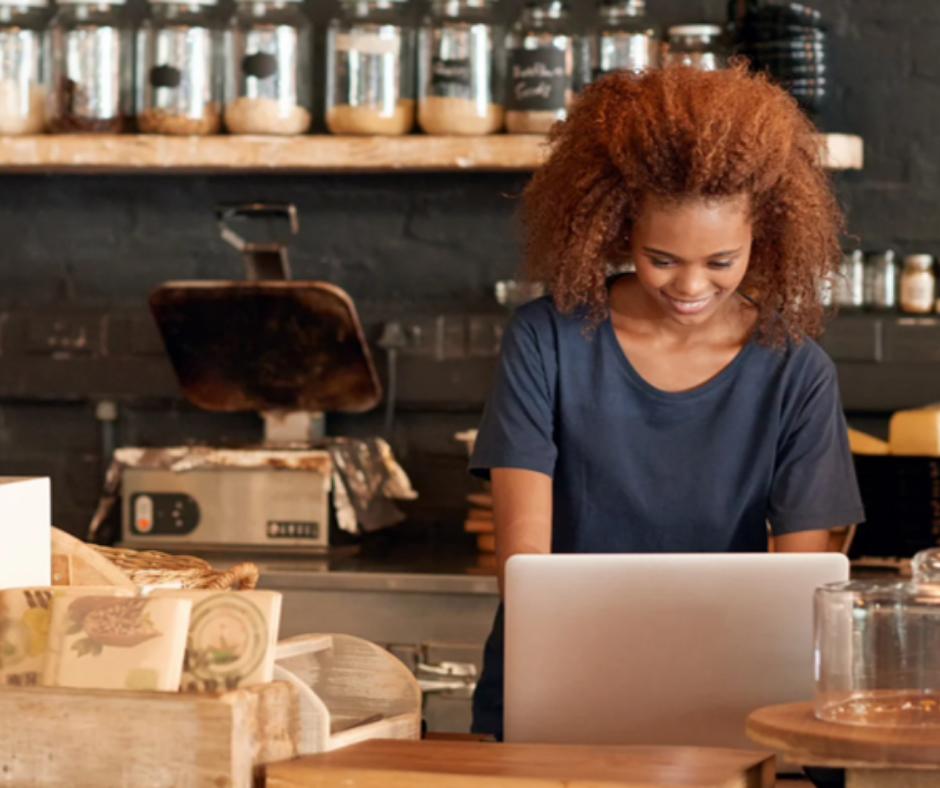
<box><xmin>504</xmin><ymin>0</ymin><xmax>575</xmax><ymax>134</ymax></box>
<box><xmin>49</xmin><ymin>0</ymin><xmax>132</xmax><ymax>133</ymax></box>
<box><xmin>224</xmin><ymin>0</ymin><xmax>312</xmax><ymax>135</ymax></box>
<box><xmin>326</xmin><ymin>0</ymin><xmax>415</xmax><ymax>136</ymax></box>
<box><xmin>418</xmin><ymin>0</ymin><xmax>504</xmax><ymax>136</ymax></box>
<box><xmin>662</xmin><ymin>24</ymin><xmax>727</xmax><ymax>70</ymax></box>
<box><xmin>137</xmin><ymin>0</ymin><xmax>222</xmax><ymax>135</ymax></box>
<box><xmin>594</xmin><ymin>0</ymin><xmax>659</xmax><ymax>79</ymax></box>
<box><xmin>900</xmin><ymin>254</ymin><xmax>936</xmax><ymax>315</ymax></box>
<box><xmin>0</xmin><ymin>0</ymin><xmax>47</xmax><ymax>135</ymax></box>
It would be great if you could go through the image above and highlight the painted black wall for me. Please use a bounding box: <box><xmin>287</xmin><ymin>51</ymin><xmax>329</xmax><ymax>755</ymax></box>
<box><xmin>1</xmin><ymin>0</ymin><xmax>936</xmax><ymax>535</ymax></box>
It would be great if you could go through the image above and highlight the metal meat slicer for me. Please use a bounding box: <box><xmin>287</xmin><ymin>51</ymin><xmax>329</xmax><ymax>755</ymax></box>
<box><xmin>105</xmin><ymin>204</ymin><xmax>414</xmax><ymax>554</ymax></box>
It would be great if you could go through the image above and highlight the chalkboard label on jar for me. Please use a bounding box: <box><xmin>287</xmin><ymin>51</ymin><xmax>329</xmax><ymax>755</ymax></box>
<box><xmin>506</xmin><ymin>48</ymin><xmax>568</xmax><ymax>111</ymax></box>
<box><xmin>431</xmin><ymin>57</ymin><xmax>473</xmax><ymax>94</ymax></box>
<box><xmin>243</xmin><ymin>52</ymin><xmax>278</xmax><ymax>80</ymax></box>
<box><xmin>150</xmin><ymin>65</ymin><xmax>182</xmax><ymax>89</ymax></box>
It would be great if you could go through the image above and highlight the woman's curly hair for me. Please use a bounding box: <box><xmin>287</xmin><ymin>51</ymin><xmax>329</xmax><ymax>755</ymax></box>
<box><xmin>523</xmin><ymin>63</ymin><xmax>844</xmax><ymax>346</ymax></box>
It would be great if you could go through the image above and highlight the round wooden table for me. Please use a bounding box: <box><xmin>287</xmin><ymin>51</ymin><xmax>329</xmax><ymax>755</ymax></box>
<box><xmin>747</xmin><ymin>702</ymin><xmax>940</xmax><ymax>788</ymax></box>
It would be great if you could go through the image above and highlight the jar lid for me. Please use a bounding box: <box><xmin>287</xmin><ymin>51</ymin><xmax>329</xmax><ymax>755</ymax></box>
<box><xmin>0</xmin><ymin>0</ymin><xmax>47</xmax><ymax>7</ymax></box>
<box><xmin>668</xmin><ymin>24</ymin><xmax>723</xmax><ymax>37</ymax></box>
<box><xmin>904</xmin><ymin>253</ymin><xmax>935</xmax><ymax>270</ymax></box>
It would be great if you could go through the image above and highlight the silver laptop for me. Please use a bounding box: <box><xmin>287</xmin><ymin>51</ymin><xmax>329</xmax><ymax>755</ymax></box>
<box><xmin>504</xmin><ymin>553</ymin><xmax>848</xmax><ymax>757</ymax></box>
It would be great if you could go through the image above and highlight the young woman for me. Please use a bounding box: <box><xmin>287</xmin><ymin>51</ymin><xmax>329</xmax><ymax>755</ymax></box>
<box><xmin>469</xmin><ymin>64</ymin><xmax>864</xmax><ymax>737</ymax></box>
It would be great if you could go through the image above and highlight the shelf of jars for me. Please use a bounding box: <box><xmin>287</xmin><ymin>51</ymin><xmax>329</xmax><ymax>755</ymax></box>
<box><xmin>0</xmin><ymin>132</ymin><xmax>862</xmax><ymax>173</ymax></box>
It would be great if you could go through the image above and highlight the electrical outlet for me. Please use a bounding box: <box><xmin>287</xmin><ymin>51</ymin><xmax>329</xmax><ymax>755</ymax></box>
<box><xmin>468</xmin><ymin>315</ymin><xmax>505</xmax><ymax>357</ymax></box>
<box><xmin>26</xmin><ymin>314</ymin><xmax>99</xmax><ymax>357</ymax></box>
<box><xmin>400</xmin><ymin>316</ymin><xmax>467</xmax><ymax>360</ymax></box>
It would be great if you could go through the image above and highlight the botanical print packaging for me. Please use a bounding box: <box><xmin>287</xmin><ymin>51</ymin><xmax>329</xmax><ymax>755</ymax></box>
<box><xmin>43</xmin><ymin>595</ymin><xmax>192</xmax><ymax>691</ymax></box>
<box><xmin>149</xmin><ymin>590</ymin><xmax>282</xmax><ymax>692</ymax></box>
<box><xmin>0</xmin><ymin>586</ymin><xmax>132</xmax><ymax>687</ymax></box>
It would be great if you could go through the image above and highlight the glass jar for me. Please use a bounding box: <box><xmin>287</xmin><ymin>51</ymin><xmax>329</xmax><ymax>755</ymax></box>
<box><xmin>864</xmin><ymin>250</ymin><xmax>899</xmax><ymax>311</ymax></box>
<box><xmin>326</xmin><ymin>0</ymin><xmax>415</xmax><ymax>136</ymax></box>
<box><xmin>663</xmin><ymin>24</ymin><xmax>727</xmax><ymax>70</ymax></box>
<box><xmin>0</xmin><ymin>0</ymin><xmax>47</xmax><ymax>135</ymax></box>
<box><xmin>835</xmin><ymin>249</ymin><xmax>865</xmax><ymax>309</ymax></box>
<box><xmin>595</xmin><ymin>0</ymin><xmax>659</xmax><ymax>79</ymax></box>
<box><xmin>48</xmin><ymin>0</ymin><xmax>132</xmax><ymax>133</ymax></box>
<box><xmin>815</xmin><ymin>549</ymin><xmax>940</xmax><ymax>727</ymax></box>
<box><xmin>900</xmin><ymin>254</ymin><xmax>936</xmax><ymax>315</ymax></box>
<box><xmin>504</xmin><ymin>0</ymin><xmax>574</xmax><ymax>135</ymax></box>
<box><xmin>418</xmin><ymin>0</ymin><xmax>504</xmax><ymax>136</ymax></box>
<box><xmin>137</xmin><ymin>0</ymin><xmax>222</xmax><ymax>135</ymax></box>
<box><xmin>224</xmin><ymin>0</ymin><xmax>312</xmax><ymax>136</ymax></box>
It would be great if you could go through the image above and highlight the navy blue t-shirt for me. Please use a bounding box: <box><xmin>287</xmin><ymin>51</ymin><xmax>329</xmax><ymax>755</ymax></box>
<box><xmin>468</xmin><ymin>293</ymin><xmax>864</xmax><ymax>735</ymax></box>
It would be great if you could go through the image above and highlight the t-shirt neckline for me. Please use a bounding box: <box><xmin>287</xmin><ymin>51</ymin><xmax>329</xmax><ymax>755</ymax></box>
<box><xmin>600</xmin><ymin>309</ymin><xmax>758</xmax><ymax>402</ymax></box>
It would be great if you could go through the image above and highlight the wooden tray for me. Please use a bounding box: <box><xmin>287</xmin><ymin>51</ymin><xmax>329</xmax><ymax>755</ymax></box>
<box><xmin>266</xmin><ymin>739</ymin><xmax>776</xmax><ymax>788</ymax></box>
<box><xmin>0</xmin><ymin>681</ymin><xmax>299</xmax><ymax>788</ymax></box>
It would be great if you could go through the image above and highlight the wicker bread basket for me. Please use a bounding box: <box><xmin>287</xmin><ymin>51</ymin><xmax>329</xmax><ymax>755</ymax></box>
<box><xmin>90</xmin><ymin>545</ymin><xmax>259</xmax><ymax>590</ymax></box>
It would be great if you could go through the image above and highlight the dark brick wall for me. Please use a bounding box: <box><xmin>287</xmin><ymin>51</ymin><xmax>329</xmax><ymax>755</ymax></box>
<box><xmin>1</xmin><ymin>0</ymin><xmax>936</xmax><ymax>536</ymax></box>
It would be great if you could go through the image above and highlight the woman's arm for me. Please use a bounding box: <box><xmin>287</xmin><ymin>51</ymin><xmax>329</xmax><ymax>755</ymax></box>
<box><xmin>492</xmin><ymin>468</ymin><xmax>553</xmax><ymax>598</ymax></box>
<box><xmin>773</xmin><ymin>529</ymin><xmax>831</xmax><ymax>553</ymax></box>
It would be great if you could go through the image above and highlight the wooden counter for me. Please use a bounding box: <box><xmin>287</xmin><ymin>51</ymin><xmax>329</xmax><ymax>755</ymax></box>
<box><xmin>267</xmin><ymin>738</ymin><xmax>777</xmax><ymax>788</ymax></box>
<box><xmin>0</xmin><ymin>132</ymin><xmax>863</xmax><ymax>173</ymax></box>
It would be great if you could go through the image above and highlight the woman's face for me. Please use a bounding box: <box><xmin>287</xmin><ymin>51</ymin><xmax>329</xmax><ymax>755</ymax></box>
<box><xmin>629</xmin><ymin>196</ymin><xmax>753</xmax><ymax>326</ymax></box>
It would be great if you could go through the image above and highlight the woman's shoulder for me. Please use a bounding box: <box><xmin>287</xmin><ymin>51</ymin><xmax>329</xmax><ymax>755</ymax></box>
<box><xmin>506</xmin><ymin>295</ymin><xmax>588</xmax><ymax>339</ymax></box>
<box><xmin>750</xmin><ymin>331</ymin><xmax>837</xmax><ymax>388</ymax></box>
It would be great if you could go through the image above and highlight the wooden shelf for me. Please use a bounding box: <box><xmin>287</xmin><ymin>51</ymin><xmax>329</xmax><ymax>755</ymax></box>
<box><xmin>0</xmin><ymin>132</ymin><xmax>862</xmax><ymax>173</ymax></box>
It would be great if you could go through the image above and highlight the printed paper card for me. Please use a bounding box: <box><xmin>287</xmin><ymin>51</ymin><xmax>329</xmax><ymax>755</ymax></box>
<box><xmin>43</xmin><ymin>595</ymin><xmax>192</xmax><ymax>691</ymax></box>
<box><xmin>0</xmin><ymin>586</ymin><xmax>132</xmax><ymax>688</ymax></box>
<box><xmin>150</xmin><ymin>589</ymin><xmax>282</xmax><ymax>692</ymax></box>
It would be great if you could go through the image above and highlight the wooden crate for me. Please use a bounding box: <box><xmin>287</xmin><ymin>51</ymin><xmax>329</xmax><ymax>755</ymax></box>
<box><xmin>0</xmin><ymin>681</ymin><xmax>299</xmax><ymax>788</ymax></box>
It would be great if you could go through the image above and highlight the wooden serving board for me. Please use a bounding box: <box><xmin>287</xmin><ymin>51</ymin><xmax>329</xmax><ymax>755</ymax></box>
<box><xmin>747</xmin><ymin>702</ymin><xmax>940</xmax><ymax>770</ymax></box>
<box><xmin>0</xmin><ymin>681</ymin><xmax>299</xmax><ymax>788</ymax></box>
<box><xmin>266</xmin><ymin>739</ymin><xmax>775</xmax><ymax>788</ymax></box>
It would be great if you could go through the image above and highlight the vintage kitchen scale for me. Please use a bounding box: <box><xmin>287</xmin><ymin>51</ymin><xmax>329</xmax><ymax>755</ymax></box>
<box><xmin>116</xmin><ymin>204</ymin><xmax>401</xmax><ymax>555</ymax></box>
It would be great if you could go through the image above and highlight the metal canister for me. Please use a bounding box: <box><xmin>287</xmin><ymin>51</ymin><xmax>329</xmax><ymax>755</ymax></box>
<box><xmin>865</xmin><ymin>250</ymin><xmax>899</xmax><ymax>311</ymax></box>
<box><xmin>835</xmin><ymin>250</ymin><xmax>865</xmax><ymax>309</ymax></box>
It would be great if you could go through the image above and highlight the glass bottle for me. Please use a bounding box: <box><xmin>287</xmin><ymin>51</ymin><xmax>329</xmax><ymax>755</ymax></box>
<box><xmin>0</xmin><ymin>0</ymin><xmax>47</xmax><ymax>135</ymax></box>
<box><xmin>835</xmin><ymin>249</ymin><xmax>865</xmax><ymax>310</ymax></box>
<box><xmin>418</xmin><ymin>0</ymin><xmax>504</xmax><ymax>136</ymax></box>
<box><xmin>326</xmin><ymin>0</ymin><xmax>415</xmax><ymax>136</ymax></box>
<box><xmin>137</xmin><ymin>0</ymin><xmax>222</xmax><ymax>135</ymax></box>
<box><xmin>224</xmin><ymin>0</ymin><xmax>312</xmax><ymax>136</ymax></box>
<box><xmin>595</xmin><ymin>0</ymin><xmax>659</xmax><ymax>80</ymax></box>
<box><xmin>504</xmin><ymin>0</ymin><xmax>574</xmax><ymax>135</ymax></box>
<box><xmin>900</xmin><ymin>254</ymin><xmax>935</xmax><ymax>315</ymax></box>
<box><xmin>48</xmin><ymin>0</ymin><xmax>133</xmax><ymax>133</ymax></box>
<box><xmin>864</xmin><ymin>250</ymin><xmax>899</xmax><ymax>312</ymax></box>
<box><xmin>663</xmin><ymin>24</ymin><xmax>728</xmax><ymax>70</ymax></box>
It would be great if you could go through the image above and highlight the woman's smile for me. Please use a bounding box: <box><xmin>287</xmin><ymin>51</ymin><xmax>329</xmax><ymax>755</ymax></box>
<box><xmin>662</xmin><ymin>292</ymin><xmax>717</xmax><ymax>316</ymax></box>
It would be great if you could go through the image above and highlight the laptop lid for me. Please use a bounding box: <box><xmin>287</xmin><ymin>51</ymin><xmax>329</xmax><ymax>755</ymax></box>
<box><xmin>504</xmin><ymin>553</ymin><xmax>848</xmax><ymax>753</ymax></box>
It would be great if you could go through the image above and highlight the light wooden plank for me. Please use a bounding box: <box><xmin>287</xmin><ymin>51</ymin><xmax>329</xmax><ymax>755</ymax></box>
<box><xmin>0</xmin><ymin>681</ymin><xmax>299</xmax><ymax>788</ymax></box>
<box><xmin>0</xmin><ymin>133</ymin><xmax>861</xmax><ymax>173</ymax></box>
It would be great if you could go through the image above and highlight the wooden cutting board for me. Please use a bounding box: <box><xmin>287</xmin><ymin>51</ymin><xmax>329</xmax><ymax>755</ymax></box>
<box><xmin>266</xmin><ymin>739</ymin><xmax>775</xmax><ymax>788</ymax></box>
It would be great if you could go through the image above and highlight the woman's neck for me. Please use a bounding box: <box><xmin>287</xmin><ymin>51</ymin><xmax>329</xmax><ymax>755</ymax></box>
<box><xmin>608</xmin><ymin>274</ymin><xmax>755</xmax><ymax>348</ymax></box>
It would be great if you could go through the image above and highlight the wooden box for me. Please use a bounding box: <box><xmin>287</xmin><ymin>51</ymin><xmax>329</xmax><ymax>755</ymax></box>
<box><xmin>0</xmin><ymin>680</ymin><xmax>299</xmax><ymax>788</ymax></box>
